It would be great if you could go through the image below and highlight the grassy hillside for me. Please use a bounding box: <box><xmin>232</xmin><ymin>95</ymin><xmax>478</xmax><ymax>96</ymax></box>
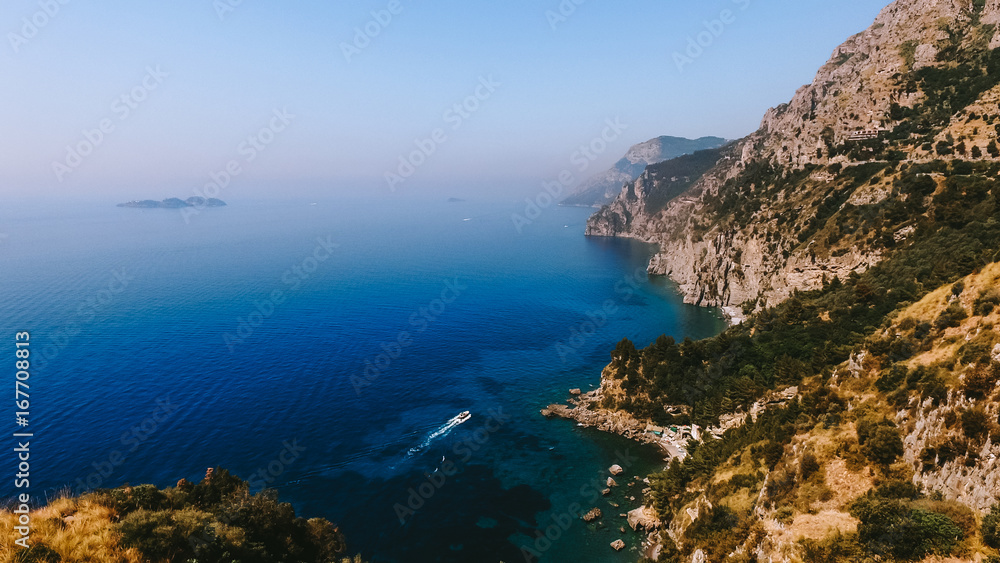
<box><xmin>0</xmin><ymin>469</ymin><xmax>364</xmax><ymax>563</ymax></box>
<box><xmin>640</xmin><ymin>263</ymin><xmax>1000</xmax><ymax>561</ymax></box>
<box><xmin>593</xmin><ymin>158</ymin><xmax>1000</xmax><ymax>560</ymax></box>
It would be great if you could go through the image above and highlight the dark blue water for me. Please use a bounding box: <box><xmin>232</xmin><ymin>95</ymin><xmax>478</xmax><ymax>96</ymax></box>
<box><xmin>0</xmin><ymin>195</ymin><xmax>724</xmax><ymax>562</ymax></box>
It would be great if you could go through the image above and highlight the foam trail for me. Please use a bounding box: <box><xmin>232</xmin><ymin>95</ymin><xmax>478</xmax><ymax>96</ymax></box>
<box><xmin>406</xmin><ymin>412</ymin><xmax>469</xmax><ymax>457</ymax></box>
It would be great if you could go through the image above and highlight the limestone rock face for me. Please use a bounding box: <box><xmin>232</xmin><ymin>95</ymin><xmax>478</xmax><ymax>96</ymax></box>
<box><xmin>902</xmin><ymin>395</ymin><xmax>1000</xmax><ymax>511</ymax></box>
<box><xmin>627</xmin><ymin>505</ymin><xmax>661</xmax><ymax>532</ymax></box>
<box><xmin>586</xmin><ymin>0</ymin><xmax>998</xmax><ymax>310</ymax></box>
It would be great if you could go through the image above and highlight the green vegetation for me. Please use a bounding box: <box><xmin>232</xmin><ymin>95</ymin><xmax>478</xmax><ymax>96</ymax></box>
<box><xmin>603</xmin><ymin>159</ymin><xmax>1000</xmax><ymax>429</ymax></box>
<box><xmin>640</xmin><ymin>147</ymin><xmax>728</xmax><ymax>215</ymax></box>
<box><xmin>984</xmin><ymin>505</ymin><xmax>1000</xmax><ymax>549</ymax></box>
<box><xmin>609</xmin><ymin>157</ymin><xmax>1000</xmax><ymax>560</ymax></box>
<box><xmin>101</xmin><ymin>470</ymin><xmax>355</xmax><ymax>562</ymax></box>
<box><xmin>0</xmin><ymin>470</ymin><xmax>363</xmax><ymax>563</ymax></box>
<box><xmin>850</xmin><ymin>485</ymin><xmax>965</xmax><ymax>560</ymax></box>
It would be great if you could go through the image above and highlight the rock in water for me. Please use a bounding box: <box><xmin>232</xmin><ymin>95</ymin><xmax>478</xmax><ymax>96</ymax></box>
<box><xmin>609</xmin><ymin>464</ymin><xmax>623</xmax><ymax>475</ymax></box>
<box><xmin>607</xmin><ymin>477</ymin><xmax>618</xmax><ymax>487</ymax></box>
<box><xmin>610</xmin><ymin>539</ymin><xmax>625</xmax><ymax>551</ymax></box>
<box><xmin>627</xmin><ymin>505</ymin><xmax>661</xmax><ymax>532</ymax></box>
<box><xmin>581</xmin><ymin>508</ymin><xmax>602</xmax><ymax>522</ymax></box>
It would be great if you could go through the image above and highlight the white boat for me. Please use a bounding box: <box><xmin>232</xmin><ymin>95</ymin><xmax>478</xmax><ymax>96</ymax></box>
<box><xmin>455</xmin><ymin>410</ymin><xmax>471</xmax><ymax>423</ymax></box>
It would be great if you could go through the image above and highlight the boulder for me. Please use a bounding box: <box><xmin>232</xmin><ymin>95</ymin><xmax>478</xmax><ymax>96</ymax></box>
<box><xmin>581</xmin><ymin>507</ymin><xmax>602</xmax><ymax>522</ymax></box>
<box><xmin>627</xmin><ymin>505</ymin><xmax>661</xmax><ymax>532</ymax></box>
<box><xmin>609</xmin><ymin>464</ymin><xmax>623</xmax><ymax>475</ymax></box>
<box><xmin>601</xmin><ymin>488</ymin><xmax>611</xmax><ymax>496</ymax></box>
<box><xmin>607</xmin><ymin>477</ymin><xmax>618</xmax><ymax>487</ymax></box>
<box><xmin>570</xmin><ymin>388</ymin><xmax>582</xmax><ymax>395</ymax></box>
<box><xmin>611</xmin><ymin>539</ymin><xmax>625</xmax><ymax>551</ymax></box>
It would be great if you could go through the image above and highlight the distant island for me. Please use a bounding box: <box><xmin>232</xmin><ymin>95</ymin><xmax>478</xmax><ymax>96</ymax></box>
<box><xmin>117</xmin><ymin>197</ymin><xmax>227</xmax><ymax>208</ymax></box>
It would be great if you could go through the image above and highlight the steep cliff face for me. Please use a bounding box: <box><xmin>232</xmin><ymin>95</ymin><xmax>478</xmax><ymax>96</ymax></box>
<box><xmin>562</xmin><ymin>135</ymin><xmax>727</xmax><ymax>207</ymax></box>
<box><xmin>588</xmin><ymin>0</ymin><xmax>1000</xmax><ymax>310</ymax></box>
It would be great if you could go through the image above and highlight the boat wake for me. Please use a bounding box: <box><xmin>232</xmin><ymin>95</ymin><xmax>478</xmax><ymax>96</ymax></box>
<box><xmin>406</xmin><ymin>411</ymin><xmax>471</xmax><ymax>458</ymax></box>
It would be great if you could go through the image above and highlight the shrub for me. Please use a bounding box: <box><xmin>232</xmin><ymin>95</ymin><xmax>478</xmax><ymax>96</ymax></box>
<box><xmin>960</xmin><ymin>408</ymin><xmax>990</xmax><ymax>443</ymax></box>
<box><xmin>800</xmin><ymin>532</ymin><xmax>865</xmax><ymax>562</ymax></box>
<box><xmin>762</xmin><ymin>441</ymin><xmax>785</xmax><ymax>469</ymax></box>
<box><xmin>965</xmin><ymin>362</ymin><xmax>1000</xmax><ymax>402</ymax></box>
<box><xmin>851</xmin><ymin>493</ymin><xmax>964</xmax><ymax>559</ymax></box>
<box><xmin>983</xmin><ymin>504</ymin><xmax>1000</xmax><ymax>548</ymax></box>
<box><xmin>934</xmin><ymin>303</ymin><xmax>968</xmax><ymax>331</ymax></box>
<box><xmin>859</xmin><ymin>422</ymin><xmax>904</xmax><ymax>466</ymax></box>
<box><xmin>975</xmin><ymin>287</ymin><xmax>1000</xmax><ymax>316</ymax></box>
<box><xmin>800</xmin><ymin>452</ymin><xmax>821</xmax><ymax>480</ymax></box>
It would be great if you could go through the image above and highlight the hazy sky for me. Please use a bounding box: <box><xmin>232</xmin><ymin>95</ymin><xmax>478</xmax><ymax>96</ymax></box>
<box><xmin>0</xmin><ymin>0</ymin><xmax>891</xmax><ymax>200</ymax></box>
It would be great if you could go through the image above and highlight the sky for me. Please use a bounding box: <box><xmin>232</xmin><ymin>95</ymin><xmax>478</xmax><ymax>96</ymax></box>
<box><xmin>0</xmin><ymin>0</ymin><xmax>892</xmax><ymax>201</ymax></box>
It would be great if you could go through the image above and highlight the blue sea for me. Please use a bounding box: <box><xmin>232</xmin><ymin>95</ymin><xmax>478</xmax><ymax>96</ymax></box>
<box><xmin>0</xmin><ymin>195</ymin><xmax>724</xmax><ymax>562</ymax></box>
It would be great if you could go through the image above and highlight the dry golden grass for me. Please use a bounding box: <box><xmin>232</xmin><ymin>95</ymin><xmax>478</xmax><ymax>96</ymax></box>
<box><xmin>819</xmin><ymin>458</ymin><xmax>874</xmax><ymax>512</ymax></box>
<box><xmin>0</xmin><ymin>495</ymin><xmax>143</xmax><ymax>563</ymax></box>
<box><xmin>894</xmin><ymin>262</ymin><xmax>1000</xmax><ymax>371</ymax></box>
<box><xmin>787</xmin><ymin>509</ymin><xmax>858</xmax><ymax>541</ymax></box>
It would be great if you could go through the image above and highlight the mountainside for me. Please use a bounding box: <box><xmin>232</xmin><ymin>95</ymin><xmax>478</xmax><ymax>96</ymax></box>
<box><xmin>588</xmin><ymin>0</ymin><xmax>1000</xmax><ymax>311</ymax></box>
<box><xmin>565</xmin><ymin>1</ymin><xmax>1000</xmax><ymax>561</ymax></box>
<box><xmin>591</xmin><ymin>255</ymin><xmax>1000</xmax><ymax>562</ymax></box>
<box><xmin>563</xmin><ymin>135</ymin><xmax>727</xmax><ymax>207</ymax></box>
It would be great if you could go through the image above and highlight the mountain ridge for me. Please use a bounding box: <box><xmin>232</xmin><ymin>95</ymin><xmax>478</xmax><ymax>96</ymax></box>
<box><xmin>562</xmin><ymin>135</ymin><xmax>727</xmax><ymax>207</ymax></box>
<box><xmin>587</xmin><ymin>0</ymin><xmax>1000</xmax><ymax>311</ymax></box>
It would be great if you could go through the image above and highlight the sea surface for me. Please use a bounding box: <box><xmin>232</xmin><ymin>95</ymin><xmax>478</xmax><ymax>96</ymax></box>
<box><xmin>0</xmin><ymin>195</ymin><xmax>725</xmax><ymax>562</ymax></box>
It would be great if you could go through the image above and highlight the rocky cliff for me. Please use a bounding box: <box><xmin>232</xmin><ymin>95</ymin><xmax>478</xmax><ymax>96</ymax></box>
<box><xmin>562</xmin><ymin>135</ymin><xmax>726</xmax><ymax>207</ymax></box>
<box><xmin>588</xmin><ymin>0</ymin><xmax>1000</xmax><ymax>310</ymax></box>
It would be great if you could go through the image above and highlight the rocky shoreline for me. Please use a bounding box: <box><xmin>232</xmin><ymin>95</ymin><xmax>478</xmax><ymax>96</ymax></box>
<box><xmin>541</xmin><ymin>389</ymin><xmax>672</xmax><ymax>558</ymax></box>
<box><xmin>541</xmin><ymin>389</ymin><xmax>666</xmax><ymax>451</ymax></box>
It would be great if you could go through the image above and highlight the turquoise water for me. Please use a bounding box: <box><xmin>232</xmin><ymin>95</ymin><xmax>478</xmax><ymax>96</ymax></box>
<box><xmin>0</xmin><ymin>195</ymin><xmax>724</xmax><ymax>561</ymax></box>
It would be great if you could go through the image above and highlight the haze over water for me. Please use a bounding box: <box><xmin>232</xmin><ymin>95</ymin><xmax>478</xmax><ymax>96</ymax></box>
<box><xmin>0</xmin><ymin>195</ymin><xmax>725</xmax><ymax>561</ymax></box>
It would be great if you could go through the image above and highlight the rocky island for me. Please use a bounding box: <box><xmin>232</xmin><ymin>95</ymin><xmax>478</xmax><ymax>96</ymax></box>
<box><xmin>117</xmin><ymin>197</ymin><xmax>227</xmax><ymax>208</ymax></box>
